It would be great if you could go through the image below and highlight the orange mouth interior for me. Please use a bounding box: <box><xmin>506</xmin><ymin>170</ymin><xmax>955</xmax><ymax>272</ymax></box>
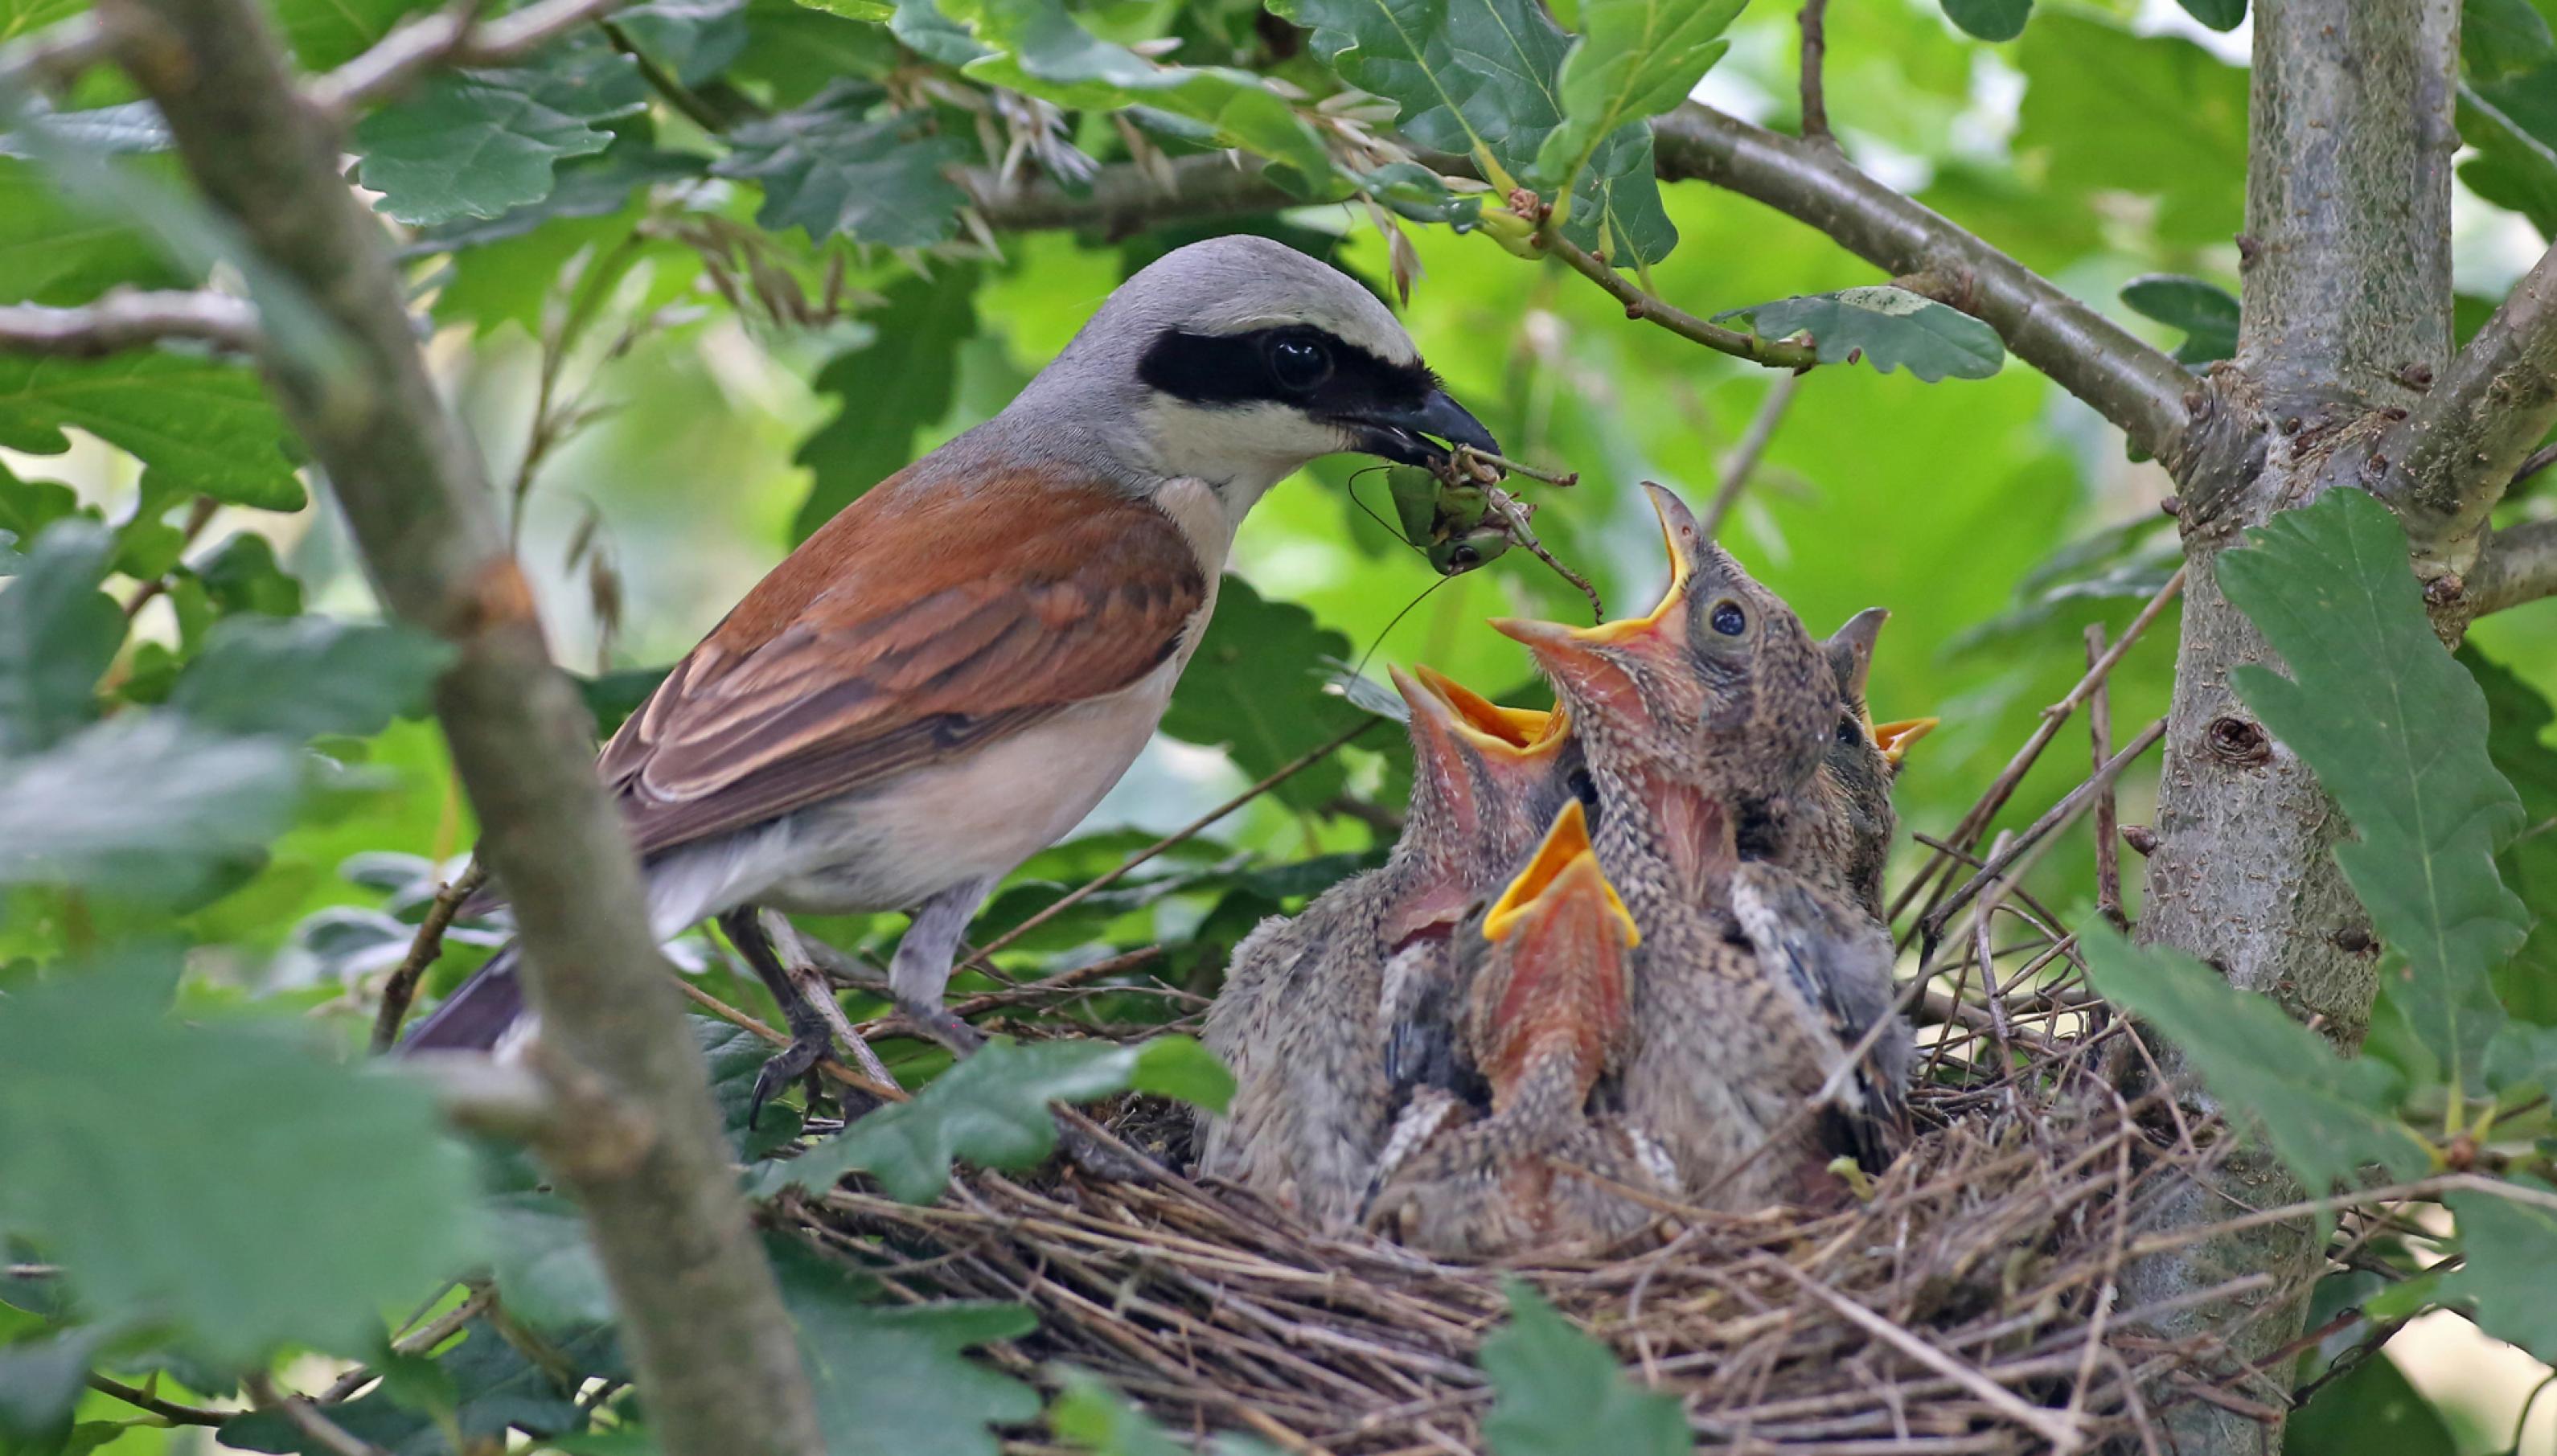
<box><xmin>1484</xmin><ymin>800</ymin><xmax>1639</xmax><ymax>947</ymax></box>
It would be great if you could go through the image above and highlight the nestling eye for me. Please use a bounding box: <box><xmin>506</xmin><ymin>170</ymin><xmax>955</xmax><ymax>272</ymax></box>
<box><xmin>1710</xmin><ymin>601</ymin><xmax>1747</xmax><ymax>637</ymax></box>
<box><xmin>1837</xmin><ymin>715</ymin><xmax>1860</xmax><ymax>745</ymax></box>
<box><xmin>1269</xmin><ymin>335</ymin><xmax>1332</xmax><ymax>392</ymax></box>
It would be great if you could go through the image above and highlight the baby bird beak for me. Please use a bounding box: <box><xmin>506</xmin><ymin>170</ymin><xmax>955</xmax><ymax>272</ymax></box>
<box><xmin>1391</xmin><ymin>664</ymin><xmax>1573</xmax><ymax>837</ymax></box>
<box><xmin>1871</xmin><ymin>716</ymin><xmax>1938</xmax><ymax>769</ymax></box>
<box><xmin>1488</xmin><ymin>482</ymin><xmax>1705</xmax><ymax>718</ymax></box>
<box><xmin>1483</xmin><ymin>800</ymin><xmax>1639</xmax><ymax>949</ymax></box>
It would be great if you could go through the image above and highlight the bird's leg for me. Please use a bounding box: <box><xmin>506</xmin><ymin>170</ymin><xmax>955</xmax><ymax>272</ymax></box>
<box><xmin>881</xmin><ymin>878</ymin><xmax>1165</xmax><ymax>1183</ymax></box>
<box><xmin>885</xmin><ymin>876</ymin><xmax>995</xmax><ymax>1057</ymax></box>
<box><xmin>720</xmin><ymin>907</ymin><xmax>839</xmax><ymax>1128</ymax></box>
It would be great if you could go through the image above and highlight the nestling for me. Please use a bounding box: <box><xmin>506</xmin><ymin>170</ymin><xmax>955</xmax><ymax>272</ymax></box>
<box><xmin>1493</xmin><ymin>483</ymin><xmax>1910</xmax><ymax>1207</ymax></box>
<box><xmin>1197</xmin><ymin>663</ymin><xmax>1583</xmax><ymax>1228</ymax></box>
<box><xmin>1363</xmin><ymin>800</ymin><xmax>1675</xmax><ymax>1254</ymax></box>
<box><xmin>400</xmin><ymin>236</ymin><xmax>1499</xmax><ymax>1121</ymax></box>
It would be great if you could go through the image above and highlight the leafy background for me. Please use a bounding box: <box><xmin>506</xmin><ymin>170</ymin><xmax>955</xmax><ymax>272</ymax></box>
<box><xmin>3</xmin><ymin>0</ymin><xmax>2557</xmax><ymax>1450</ymax></box>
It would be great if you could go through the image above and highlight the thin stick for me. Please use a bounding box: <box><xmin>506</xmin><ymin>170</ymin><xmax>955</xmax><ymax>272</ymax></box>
<box><xmin>673</xmin><ymin>980</ymin><xmax>909</xmax><ymax>1103</ymax></box>
<box><xmin>371</xmin><ymin>862</ymin><xmax>488</xmax><ymax>1053</ymax></box>
<box><xmin>1700</xmin><ymin>373</ymin><xmax>1803</xmax><ymax>539</ymax></box>
<box><xmin>86</xmin><ymin>1375</ymin><xmax>229</xmax><ymax>1427</ymax></box>
<box><xmin>1890</xmin><ymin>565</ymin><xmax>2183</xmax><ymax>927</ymax></box>
<box><xmin>2087</xmin><ymin>623</ymin><xmax>2123</xmax><ymax>928</ymax></box>
<box><xmin>762</xmin><ymin>911</ymin><xmax>902</xmax><ymax>1092</ymax></box>
<box><xmin>1764</xmin><ymin>1258</ymin><xmax>2087</xmax><ymax>1452</ymax></box>
<box><xmin>1922</xmin><ymin>717</ymin><xmax>2167</xmax><ymax>941</ymax></box>
<box><xmin>244</xmin><ymin>1375</ymin><xmax>388</xmax><ymax>1456</ymax></box>
<box><xmin>947</xmin><ymin>945</ymin><xmax>1166</xmax><ymax>1019</ymax></box>
<box><xmin>958</xmin><ymin>719</ymin><xmax>1385</xmax><ymax>974</ymax></box>
<box><xmin>1484</xmin><ymin>483</ymin><xmax>1606</xmax><ymax>621</ymax></box>
<box><xmin>1535</xmin><ymin>219</ymin><xmax>1820</xmax><ymax>370</ymax></box>
<box><xmin>1797</xmin><ymin>0</ymin><xmax>1833</xmax><ymax>145</ymax></box>
<box><xmin>1446</xmin><ymin>444</ymin><xmax>1578</xmax><ymax>489</ymax></box>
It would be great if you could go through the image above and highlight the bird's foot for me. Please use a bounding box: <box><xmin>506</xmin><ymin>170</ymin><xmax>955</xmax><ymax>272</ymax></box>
<box><xmin>892</xmin><ymin>997</ymin><xmax>987</xmax><ymax>1058</ymax></box>
<box><xmin>747</xmin><ymin>1023</ymin><xmax>832</xmax><ymax>1130</ymax></box>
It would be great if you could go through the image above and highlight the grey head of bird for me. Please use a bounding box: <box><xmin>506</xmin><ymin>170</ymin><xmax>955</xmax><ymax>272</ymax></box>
<box><xmin>1807</xmin><ymin>608</ymin><xmax>1938</xmax><ymax>917</ymax></box>
<box><xmin>1007</xmin><ymin>235</ymin><xmax>1499</xmax><ymax>510</ymax></box>
<box><xmin>1489</xmin><ymin>482</ymin><xmax>1833</xmax><ymax>868</ymax></box>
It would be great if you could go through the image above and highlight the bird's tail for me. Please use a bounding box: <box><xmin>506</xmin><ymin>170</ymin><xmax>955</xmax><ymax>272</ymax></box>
<box><xmin>396</xmin><ymin>944</ymin><xmax>525</xmax><ymax>1054</ymax></box>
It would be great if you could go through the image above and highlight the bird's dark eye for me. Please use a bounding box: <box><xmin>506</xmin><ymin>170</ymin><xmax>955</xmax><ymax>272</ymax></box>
<box><xmin>1269</xmin><ymin>335</ymin><xmax>1332</xmax><ymax>392</ymax></box>
<box><xmin>1837</xmin><ymin>715</ymin><xmax>1860</xmax><ymax>745</ymax></box>
<box><xmin>1710</xmin><ymin>601</ymin><xmax>1747</xmax><ymax>637</ymax></box>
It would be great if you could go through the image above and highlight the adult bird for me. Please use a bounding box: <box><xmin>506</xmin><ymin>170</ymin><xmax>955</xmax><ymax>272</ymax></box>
<box><xmin>401</xmin><ymin>236</ymin><xmax>1499</xmax><ymax>1117</ymax></box>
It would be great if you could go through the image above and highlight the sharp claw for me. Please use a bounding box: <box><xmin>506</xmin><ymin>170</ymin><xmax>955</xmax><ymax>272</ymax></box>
<box><xmin>747</xmin><ymin>1029</ymin><xmax>830</xmax><ymax>1130</ymax></box>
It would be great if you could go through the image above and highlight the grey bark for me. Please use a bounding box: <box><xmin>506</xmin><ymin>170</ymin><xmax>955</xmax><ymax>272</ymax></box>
<box><xmin>92</xmin><ymin>1</ymin><xmax>823</xmax><ymax>1451</ymax></box>
<box><xmin>2368</xmin><ymin>241</ymin><xmax>2557</xmax><ymax>575</ymax></box>
<box><xmin>2121</xmin><ymin>3</ymin><xmax>2462</xmax><ymax>1453</ymax></box>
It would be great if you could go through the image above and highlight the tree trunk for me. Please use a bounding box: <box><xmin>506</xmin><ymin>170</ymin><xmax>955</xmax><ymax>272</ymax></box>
<box><xmin>2123</xmin><ymin>2</ymin><xmax>2461</xmax><ymax>1450</ymax></box>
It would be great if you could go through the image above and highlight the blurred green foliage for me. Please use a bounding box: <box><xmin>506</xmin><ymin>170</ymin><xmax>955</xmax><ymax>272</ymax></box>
<box><xmin>2</xmin><ymin>0</ymin><xmax>2555</xmax><ymax>1450</ymax></box>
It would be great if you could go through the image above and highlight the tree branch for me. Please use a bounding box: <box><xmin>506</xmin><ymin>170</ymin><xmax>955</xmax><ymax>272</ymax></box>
<box><xmin>2472</xmin><ymin>516</ymin><xmax>2557</xmax><ymax>616</ymax></box>
<box><xmin>1796</xmin><ymin>0</ymin><xmax>1832</xmax><ymax>146</ymax></box>
<box><xmin>309</xmin><ymin>0</ymin><xmax>633</xmax><ymax>117</ymax></box>
<box><xmin>2371</xmin><ymin>241</ymin><xmax>2557</xmax><ymax>548</ymax></box>
<box><xmin>1647</xmin><ymin>102</ymin><xmax>2197</xmax><ymax>468</ymax></box>
<box><xmin>98</xmin><ymin>1</ymin><xmax>819</xmax><ymax>1452</ymax></box>
<box><xmin>1537</xmin><ymin>215</ymin><xmax>1820</xmax><ymax>369</ymax></box>
<box><xmin>963</xmin><ymin>150</ymin><xmax>1310</xmax><ymax>236</ymax></box>
<box><xmin>0</xmin><ymin>289</ymin><xmax>261</xmax><ymax>358</ymax></box>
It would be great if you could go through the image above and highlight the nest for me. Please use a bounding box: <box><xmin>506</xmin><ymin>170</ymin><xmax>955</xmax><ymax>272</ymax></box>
<box><xmin>775</xmin><ymin>967</ymin><xmax>2291</xmax><ymax>1455</ymax></box>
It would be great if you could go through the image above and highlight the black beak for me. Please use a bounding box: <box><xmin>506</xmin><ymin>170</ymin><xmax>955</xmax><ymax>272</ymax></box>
<box><xmin>1336</xmin><ymin>388</ymin><xmax>1501</xmax><ymax>469</ymax></box>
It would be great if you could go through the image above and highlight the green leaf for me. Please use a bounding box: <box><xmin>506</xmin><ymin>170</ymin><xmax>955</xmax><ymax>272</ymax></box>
<box><xmin>267</xmin><ymin>0</ymin><xmax>441</xmax><ymax>68</ymax></box>
<box><xmin>2220</xmin><ymin>489</ymin><xmax>2531</xmax><ymax>1094</ymax></box>
<box><xmin>1713</xmin><ymin>286</ymin><xmax>2005</xmax><ymax>381</ymax></box>
<box><xmin>2175</xmin><ymin>0</ymin><xmax>2246</xmax><ymax>32</ymax></box>
<box><xmin>0</xmin><ymin>519</ymin><xmax>120</xmax><ymax>756</ymax></box>
<box><xmin>0</xmin><ymin>353</ymin><xmax>302</xmax><ymax>511</ymax></box>
<box><xmin>0</xmin><ymin>713</ymin><xmax>304</xmax><ymax>901</ymax></box>
<box><xmin>749</xmin><ymin>1035</ymin><xmax>1227</xmax><ymax>1201</ymax></box>
<box><xmin>1160</xmin><ymin>575</ymin><xmax>1369</xmax><ymax>810</ymax></box>
<box><xmin>1271</xmin><ymin>0</ymin><xmax>1679</xmax><ymax>263</ymax></box>
<box><xmin>2017</xmin><ymin>14</ymin><xmax>2248</xmax><ymax>245</ymax></box>
<box><xmin>2459</xmin><ymin>83</ymin><xmax>2557</xmax><ymax>239</ymax></box>
<box><xmin>2120</xmin><ymin>273</ymin><xmax>2239</xmax><ymax>365</ymax></box>
<box><xmin>1480</xmin><ymin>1281</ymin><xmax>1686</xmax><ymax>1456</ymax></box>
<box><xmin>0</xmin><ymin>949</ymin><xmax>483</xmax><ymax>1369</ymax></box>
<box><xmin>171</xmin><ymin>617</ymin><xmax>452</xmax><ymax>743</ymax></box>
<box><xmin>2078</xmin><ymin>925</ymin><xmax>2432</xmax><ymax>1195</ymax></box>
<box><xmin>2440</xmin><ymin>1186</ymin><xmax>2557</xmax><ymax>1361</ymax></box>
<box><xmin>2462</xmin><ymin>646</ymin><xmax>2557</xmax><ymax>1022</ymax></box>
<box><xmin>1532</xmin><ymin>0</ymin><xmax>1742</xmax><ymax>192</ymax></box>
<box><xmin>692</xmin><ymin>1014</ymin><xmax>806</xmax><ymax>1159</ymax></box>
<box><xmin>0</xmin><ymin>1325</ymin><xmax>109</xmax><ymax>1447</ymax></box>
<box><xmin>712</xmin><ymin>80</ymin><xmax>969</xmax><ymax>247</ymax></box>
<box><xmin>353</xmin><ymin>50</ymin><xmax>648</xmax><ymax>226</ymax></box>
<box><xmin>195</xmin><ymin>531</ymin><xmax>305</xmax><ymax>617</ymax></box>
<box><xmin>618</xmin><ymin>0</ymin><xmax>751</xmax><ymax>84</ymax></box>
<box><xmin>0</xmin><ymin>158</ymin><xmax>188</xmax><ymax>307</ymax></box>
<box><xmin>1049</xmin><ymin>1371</ymin><xmax>1189</xmax><ymax>1456</ymax></box>
<box><xmin>1</xmin><ymin>0</ymin><xmax>85</xmax><ymax>44</ymax></box>
<box><xmin>942</xmin><ymin>0</ymin><xmax>1335</xmax><ymax>186</ymax></box>
<box><xmin>577</xmin><ymin>663</ymin><xmax>675</xmax><ymax>739</ymax></box>
<box><xmin>484</xmin><ymin>1193</ymin><xmax>615</xmax><ymax>1333</ymax></box>
<box><xmin>1939</xmin><ymin>0</ymin><xmax>2030</xmax><ymax>42</ymax></box>
<box><xmin>2465</xmin><ymin>0</ymin><xmax>2557</xmax><ymax>84</ymax></box>
<box><xmin>220</xmin><ymin>1319</ymin><xmax>618</xmax><ymax>1455</ymax></box>
<box><xmin>1048</xmin><ymin>1368</ymin><xmax>1284</xmax><ymax>1456</ymax></box>
<box><xmin>769</xmin><ymin>1238</ymin><xmax>1039</xmax><ymax>1456</ymax></box>
<box><xmin>2286</xmin><ymin>1352</ymin><xmax>2456</xmax><ymax>1456</ymax></box>
<box><xmin>793</xmin><ymin>266</ymin><xmax>979</xmax><ymax>539</ymax></box>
